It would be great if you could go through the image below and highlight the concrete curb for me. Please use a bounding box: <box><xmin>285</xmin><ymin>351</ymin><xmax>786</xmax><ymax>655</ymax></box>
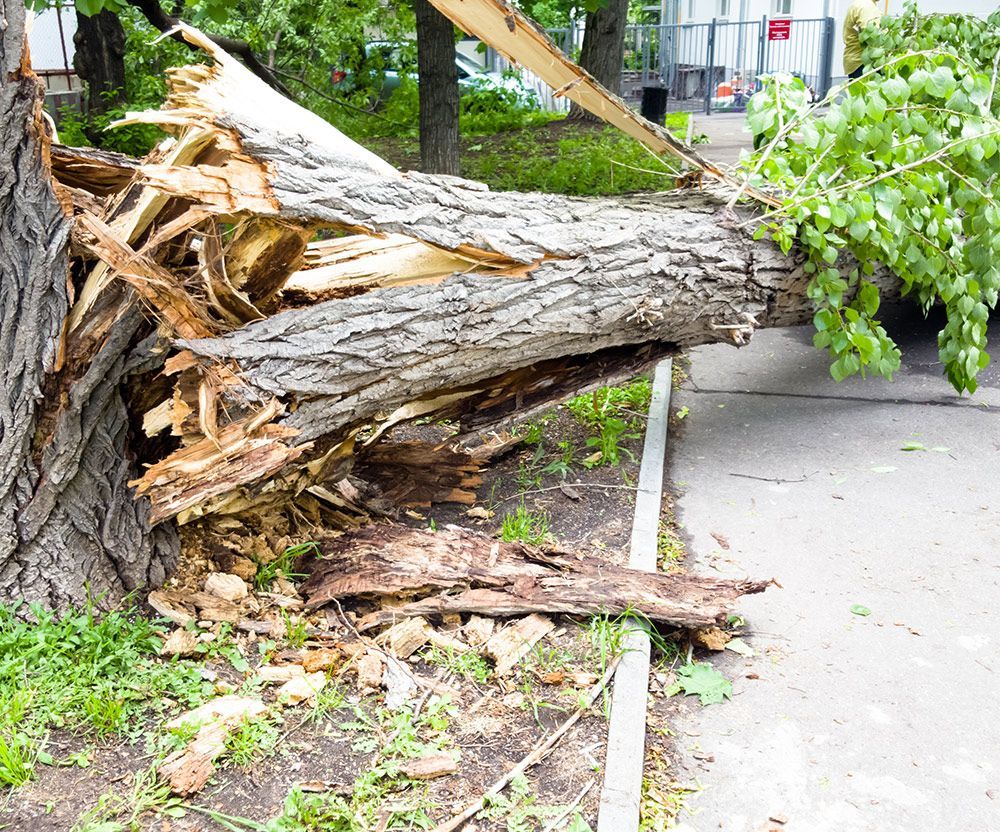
<box><xmin>596</xmin><ymin>358</ymin><xmax>673</xmax><ymax>831</ymax></box>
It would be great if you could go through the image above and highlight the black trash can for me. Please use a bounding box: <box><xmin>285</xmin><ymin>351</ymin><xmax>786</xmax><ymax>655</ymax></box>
<box><xmin>640</xmin><ymin>86</ymin><xmax>668</xmax><ymax>125</ymax></box>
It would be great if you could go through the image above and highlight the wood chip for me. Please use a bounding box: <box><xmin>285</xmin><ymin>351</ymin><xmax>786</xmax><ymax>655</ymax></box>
<box><xmin>161</xmin><ymin>628</ymin><xmax>199</xmax><ymax>657</ymax></box>
<box><xmin>204</xmin><ymin>573</ymin><xmax>249</xmax><ymax>602</ymax></box>
<box><xmin>356</xmin><ymin>650</ymin><xmax>385</xmax><ymax>691</ymax></box>
<box><xmin>300</xmin><ymin>648</ymin><xmax>341</xmax><ymax>673</ymax></box>
<box><xmin>277</xmin><ymin>671</ymin><xmax>327</xmax><ymax>705</ymax></box>
<box><xmin>256</xmin><ymin>665</ymin><xmax>306</xmax><ymax>684</ymax></box>
<box><xmin>379</xmin><ymin>617</ymin><xmax>432</xmax><ymax>658</ymax></box>
<box><xmin>401</xmin><ymin>753</ymin><xmax>458</xmax><ymax>780</ymax></box>
<box><xmin>463</xmin><ymin>615</ymin><xmax>495</xmax><ymax>647</ymax></box>
<box><xmin>482</xmin><ymin>614</ymin><xmax>554</xmax><ymax>675</ymax></box>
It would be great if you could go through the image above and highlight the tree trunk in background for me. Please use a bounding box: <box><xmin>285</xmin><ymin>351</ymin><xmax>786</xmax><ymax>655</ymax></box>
<box><xmin>73</xmin><ymin>9</ymin><xmax>127</xmax><ymax>118</ymax></box>
<box><xmin>569</xmin><ymin>0</ymin><xmax>629</xmax><ymax>121</ymax></box>
<box><xmin>1</xmin><ymin>1</ymin><xmax>176</xmax><ymax>609</ymax></box>
<box><xmin>414</xmin><ymin>0</ymin><xmax>460</xmax><ymax>175</ymax></box>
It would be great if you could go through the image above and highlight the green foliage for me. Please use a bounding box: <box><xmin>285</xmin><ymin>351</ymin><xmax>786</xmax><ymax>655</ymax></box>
<box><xmin>565</xmin><ymin>377</ymin><xmax>650</xmax><ymax>468</ymax></box>
<box><xmin>668</xmin><ymin>662</ymin><xmax>732</xmax><ymax>706</ymax></box>
<box><xmin>501</xmin><ymin>503</ymin><xmax>552</xmax><ymax>544</ymax></box>
<box><xmin>0</xmin><ymin>599</ymin><xmax>208</xmax><ymax>787</ymax></box>
<box><xmin>481</xmin><ymin>773</ymin><xmax>564</xmax><ymax>832</ymax></box>
<box><xmin>254</xmin><ymin>542</ymin><xmax>315</xmax><ymax>592</ymax></box>
<box><xmin>745</xmin><ymin>3</ymin><xmax>1000</xmax><ymax>394</ymax></box>
<box><xmin>224</xmin><ymin>714</ymin><xmax>282</xmax><ymax>768</ymax></box>
<box><xmin>422</xmin><ymin>645</ymin><xmax>493</xmax><ymax>684</ymax></box>
<box><xmin>72</xmin><ymin>763</ymin><xmax>186</xmax><ymax>832</ymax></box>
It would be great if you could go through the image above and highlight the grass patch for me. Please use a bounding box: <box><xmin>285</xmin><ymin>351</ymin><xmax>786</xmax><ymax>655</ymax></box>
<box><xmin>0</xmin><ymin>600</ymin><xmax>209</xmax><ymax>787</ymax></box>
<box><xmin>422</xmin><ymin>645</ymin><xmax>492</xmax><ymax>684</ymax></box>
<box><xmin>365</xmin><ymin>115</ymin><xmax>690</xmax><ymax>197</ymax></box>
<box><xmin>253</xmin><ymin>542</ymin><xmax>315</xmax><ymax>592</ymax></box>
<box><xmin>500</xmin><ymin>503</ymin><xmax>552</xmax><ymax>545</ymax></box>
<box><xmin>565</xmin><ymin>377</ymin><xmax>652</xmax><ymax>469</ymax></box>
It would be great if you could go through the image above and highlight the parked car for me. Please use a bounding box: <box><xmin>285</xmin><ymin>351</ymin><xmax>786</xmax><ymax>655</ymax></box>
<box><xmin>331</xmin><ymin>41</ymin><xmax>535</xmax><ymax>105</ymax></box>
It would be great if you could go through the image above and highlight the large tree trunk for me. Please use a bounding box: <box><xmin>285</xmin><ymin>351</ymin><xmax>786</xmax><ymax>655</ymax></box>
<box><xmin>414</xmin><ymin>0</ymin><xmax>460</xmax><ymax>175</ymax></box>
<box><xmin>568</xmin><ymin>0</ymin><xmax>628</xmax><ymax>121</ymax></box>
<box><xmin>73</xmin><ymin>9</ymin><xmax>127</xmax><ymax>119</ymax></box>
<box><xmin>88</xmin><ymin>26</ymin><xmax>889</xmax><ymax>529</ymax></box>
<box><xmin>0</xmin><ymin>1</ymin><xmax>175</xmax><ymax>608</ymax></box>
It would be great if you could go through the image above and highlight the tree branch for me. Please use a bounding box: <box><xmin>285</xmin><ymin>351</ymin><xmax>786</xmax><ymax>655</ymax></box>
<box><xmin>127</xmin><ymin>0</ymin><xmax>291</xmax><ymax>96</ymax></box>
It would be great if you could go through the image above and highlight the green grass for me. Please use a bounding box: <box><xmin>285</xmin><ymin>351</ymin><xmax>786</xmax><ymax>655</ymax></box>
<box><xmin>422</xmin><ymin>645</ymin><xmax>492</xmax><ymax>684</ymax></box>
<box><xmin>565</xmin><ymin>377</ymin><xmax>652</xmax><ymax>469</ymax></box>
<box><xmin>500</xmin><ymin>503</ymin><xmax>552</xmax><ymax>545</ymax></box>
<box><xmin>224</xmin><ymin>714</ymin><xmax>282</xmax><ymax>768</ymax></box>
<box><xmin>0</xmin><ymin>599</ymin><xmax>209</xmax><ymax>787</ymax></box>
<box><xmin>253</xmin><ymin>542</ymin><xmax>316</xmax><ymax>592</ymax></box>
<box><xmin>461</xmin><ymin>119</ymin><xmax>688</xmax><ymax>196</ymax></box>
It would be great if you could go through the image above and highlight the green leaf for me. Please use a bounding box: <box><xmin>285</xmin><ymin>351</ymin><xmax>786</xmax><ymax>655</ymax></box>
<box><xmin>850</xmin><ymin>604</ymin><xmax>872</xmax><ymax>617</ymax></box>
<box><xmin>75</xmin><ymin>0</ymin><xmax>105</xmax><ymax>16</ymax></box>
<box><xmin>870</xmin><ymin>465</ymin><xmax>897</xmax><ymax>474</ymax></box>
<box><xmin>669</xmin><ymin>663</ymin><xmax>732</xmax><ymax>706</ymax></box>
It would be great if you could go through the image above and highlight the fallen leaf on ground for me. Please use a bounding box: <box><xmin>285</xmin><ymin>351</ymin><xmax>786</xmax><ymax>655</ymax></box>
<box><xmin>669</xmin><ymin>663</ymin><xmax>732</xmax><ymax>706</ymax></box>
<box><xmin>694</xmin><ymin>627</ymin><xmax>730</xmax><ymax>651</ymax></box>
<box><xmin>725</xmin><ymin>637</ymin><xmax>755</xmax><ymax>658</ymax></box>
<box><xmin>710</xmin><ymin>532</ymin><xmax>730</xmax><ymax>550</ymax></box>
<box><xmin>850</xmin><ymin>604</ymin><xmax>872</xmax><ymax>617</ymax></box>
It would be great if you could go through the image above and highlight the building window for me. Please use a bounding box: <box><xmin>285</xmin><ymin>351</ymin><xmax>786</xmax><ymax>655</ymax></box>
<box><xmin>773</xmin><ymin>0</ymin><xmax>793</xmax><ymax>14</ymax></box>
<box><xmin>688</xmin><ymin>0</ymin><xmax>696</xmax><ymax>19</ymax></box>
<box><xmin>717</xmin><ymin>0</ymin><xmax>730</xmax><ymax>17</ymax></box>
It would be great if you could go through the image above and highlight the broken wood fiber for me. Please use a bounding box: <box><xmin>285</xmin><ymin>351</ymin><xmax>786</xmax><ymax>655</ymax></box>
<box><xmin>299</xmin><ymin>525</ymin><xmax>768</xmax><ymax>629</ymax></box>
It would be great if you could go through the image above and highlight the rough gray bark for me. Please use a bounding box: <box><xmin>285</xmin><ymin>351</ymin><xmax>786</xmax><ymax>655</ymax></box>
<box><xmin>569</xmin><ymin>0</ymin><xmax>629</xmax><ymax>121</ymax></box>
<box><xmin>0</xmin><ymin>1</ymin><xmax>175</xmax><ymax>608</ymax></box>
<box><xmin>180</xmin><ymin>181</ymin><xmax>813</xmax><ymax>444</ymax></box>
<box><xmin>414</xmin><ymin>0</ymin><xmax>460</xmax><ymax>175</ymax></box>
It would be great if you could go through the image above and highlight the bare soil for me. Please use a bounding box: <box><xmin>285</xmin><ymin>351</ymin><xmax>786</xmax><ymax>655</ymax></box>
<box><xmin>2</xmin><ymin>388</ymin><xmax>714</xmax><ymax>832</ymax></box>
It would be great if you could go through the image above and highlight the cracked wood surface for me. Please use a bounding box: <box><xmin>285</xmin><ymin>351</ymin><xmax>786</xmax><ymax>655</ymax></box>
<box><xmin>300</xmin><ymin>526</ymin><xmax>769</xmax><ymax>629</ymax></box>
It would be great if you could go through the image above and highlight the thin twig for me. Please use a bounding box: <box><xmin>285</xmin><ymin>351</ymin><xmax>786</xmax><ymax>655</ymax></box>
<box><xmin>272</xmin><ymin>67</ymin><xmax>407</xmax><ymax>127</ymax></box>
<box><xmin>729</xmin><ymin>471</ymin><xmax>816</xmax><ymax>484</ymax></box>
<box><xmin>540</xmin><ymin>779</ymin><xmax>596</xmax><ymax>832</ymax></box>
<box><xmin>427</xmin><ymin>656</ymin><xmax>622</xmax><ymax>832</ymax></box>
<box><xmin>499</xmin><ymin>483</ymin><xmax>638</xmax><ymax>502</ymax></box>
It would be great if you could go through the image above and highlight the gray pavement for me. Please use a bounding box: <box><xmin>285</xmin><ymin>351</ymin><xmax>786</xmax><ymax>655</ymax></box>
<box><xmin>669</xmin><ymin>308</ymin><xmax>1000</xmax><ymax>832</ymax></box>
<box><xmin>690</xmin><ymin>113</ymin><xmax>754</xmax><ymax>168</ymax></box>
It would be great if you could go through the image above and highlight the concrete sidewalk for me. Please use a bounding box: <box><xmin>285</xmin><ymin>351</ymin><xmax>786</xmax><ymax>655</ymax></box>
<box><xmin>669</xmin><ymin>308</ymin><xmax>1000</xmax><ymax>832</ymax></box>
<box><xmin>690</xmin><ymin>113</ymin><xmax>753</xmax><ymax>168</ymax></box>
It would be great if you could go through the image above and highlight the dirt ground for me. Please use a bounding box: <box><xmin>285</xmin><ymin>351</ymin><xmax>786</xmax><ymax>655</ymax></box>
<box><xmin>1</xmin><ymin>378</ymin><xmax>722</xmax><ymax>832</ymax></box>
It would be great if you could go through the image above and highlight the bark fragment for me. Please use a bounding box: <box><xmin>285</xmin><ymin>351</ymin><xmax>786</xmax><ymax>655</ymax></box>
<box><xmin>299</xmin><ymin>526</ymin><xmax>769</xmax><ymax>630</ymax></box>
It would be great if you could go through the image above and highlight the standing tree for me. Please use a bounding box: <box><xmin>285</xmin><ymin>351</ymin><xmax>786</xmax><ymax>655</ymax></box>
<box><xmin>72</xmin><ymin>7</ymin><xmax>127</xmax><ymax>120</ymax></box>
<box><xmin>569</xmin><ymin>0</ymin><xmax>628</xmax><ymax>121</ymax></box>
<box><xmin>414</xmin><ymin>0</ymin><xmax>460</xmax><ymax>174</ymax></box>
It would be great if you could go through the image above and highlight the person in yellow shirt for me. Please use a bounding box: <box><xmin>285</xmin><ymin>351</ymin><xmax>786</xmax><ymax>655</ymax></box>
<box><xmin>843</xmin><ymin>0</ymin><xmax>883</xmax><ymax>79</ymax></box>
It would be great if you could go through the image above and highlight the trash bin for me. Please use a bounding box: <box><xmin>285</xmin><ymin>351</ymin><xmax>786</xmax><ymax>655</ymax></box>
<box><xmin>640</xmin><ymin>86</ymin><xmax>668</xmax><ymax>125</ymax></box>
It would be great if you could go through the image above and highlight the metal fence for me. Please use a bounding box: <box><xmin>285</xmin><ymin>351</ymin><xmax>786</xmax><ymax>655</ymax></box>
<box><xmin>486</xmin><ymin>17</ymin><xmax>834</xmax><ymax>116</ymax></box>
<box><xmin>621</xmin><ymin>17</ymin><xmax>835</xmax><ymax>114</ymax></box>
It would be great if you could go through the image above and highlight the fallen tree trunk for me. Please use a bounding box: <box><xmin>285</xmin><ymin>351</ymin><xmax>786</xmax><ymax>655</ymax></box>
<box><xmin>300</xmin><ymin>526</ymin><xmax>770</xmax><ymax>630</ymax></box>
<box><xmin>2</xmin><ymin>20</ymin><xmax>870</xmax><ymax>606</ymax></box>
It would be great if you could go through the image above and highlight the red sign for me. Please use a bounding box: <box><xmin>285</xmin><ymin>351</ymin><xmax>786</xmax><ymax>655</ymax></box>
<box><xmin>768</xmin><ymin>18</ymin><xmax>792</xmax><ymax>41</ymax></box>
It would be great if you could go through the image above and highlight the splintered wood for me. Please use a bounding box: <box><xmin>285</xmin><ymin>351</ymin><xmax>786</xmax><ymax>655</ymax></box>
<box><xmin>299</xmin><ymin>526</ymin><xmax>768</xmax><ymax>630</ymax></box>
<box><xmin>45</xmin><ymin>19</ymin><xmax>815</xmax><ymax>597</ymax></box>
